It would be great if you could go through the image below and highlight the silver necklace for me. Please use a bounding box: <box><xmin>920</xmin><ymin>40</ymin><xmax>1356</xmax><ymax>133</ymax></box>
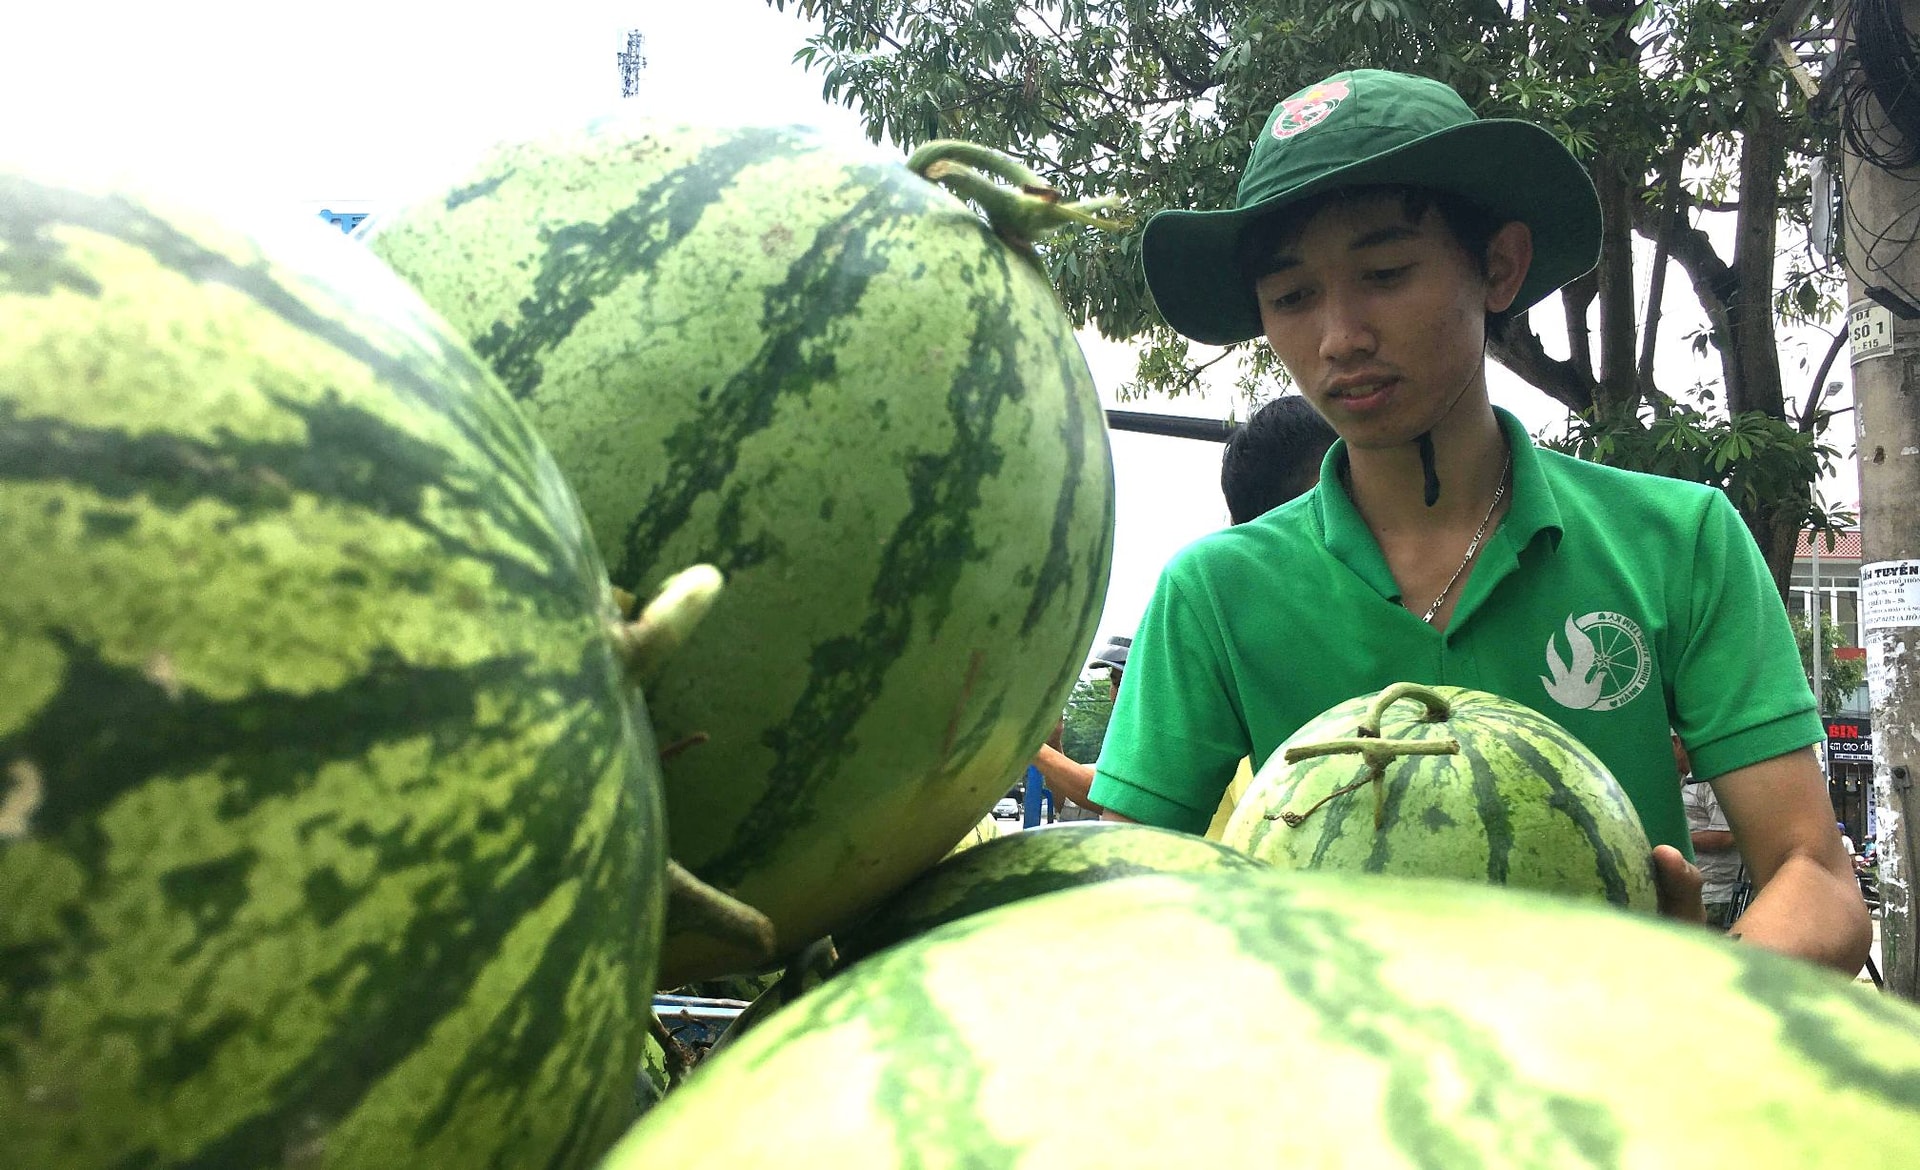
<box><xmin>1418</xmin><ymin>450</ymin><xmax>1511</xmax><ymax>625</ymax></box>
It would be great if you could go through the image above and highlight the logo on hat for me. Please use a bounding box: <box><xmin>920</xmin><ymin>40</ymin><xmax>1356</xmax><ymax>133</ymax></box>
<box><xmin>1540</xmin><ymin>612</ymin><xmax>1650</xmax><ymax>713</ymax></box>
<box><xmin>1271</xmin><ymin>79</ymin><xmax>1351</xmax><ymax>140</ymax></box>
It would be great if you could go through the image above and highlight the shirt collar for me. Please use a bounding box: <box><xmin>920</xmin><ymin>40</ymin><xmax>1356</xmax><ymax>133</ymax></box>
<box><xmin>1312</xmin><ymin>407</ymin><xmax>1564</xmax><ymax>596</ymax></box>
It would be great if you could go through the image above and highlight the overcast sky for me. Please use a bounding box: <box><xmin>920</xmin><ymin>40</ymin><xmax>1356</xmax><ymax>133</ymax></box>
<box><xmin>5</xmin><ymin>0</ymin><xmax>1858</xmax><ymax>648</ymax></box>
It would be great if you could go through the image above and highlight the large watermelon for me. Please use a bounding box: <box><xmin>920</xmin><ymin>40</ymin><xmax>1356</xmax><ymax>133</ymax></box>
<box><xmin>0</xmin><ymin>172</ymin><xmax>664</xmax><ymax>1168</ymax></box>
<box><xmin>603</xmin><ymin>869</ymin><xmax>1920</xmax><ymax>1168</ymax></box>
<box><xmin>836</xmin><ymin>821</ymin><xmax>1262</xmax><ymax>969</ymax></box>
<box><xmin>705</xmin><ymin>822</ymin><xmax>1259</xmax><ymax>1057</ymax></box>
<box><xmin>1224</xmin><ymin>683</ymin><xmax>1658</xmax><ymax>911</ymax></box>
<box><xmin>364</xmin><ymin>118</ymin><xmax>1116</xmax><ymax>984</ymax></box>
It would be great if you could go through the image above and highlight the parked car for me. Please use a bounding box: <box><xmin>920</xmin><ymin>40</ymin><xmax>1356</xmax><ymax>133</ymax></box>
<box><xmin>992</xmin><ymin>797</ymin><xmax>1020</xmax><ymax>819</ymax></box>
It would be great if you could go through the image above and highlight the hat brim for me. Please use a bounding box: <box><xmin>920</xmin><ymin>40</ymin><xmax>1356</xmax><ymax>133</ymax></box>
<box><xmin>1141</xmin><ymin>119</ymin><xmax>1601</xmax><ymax>347</ymax></box>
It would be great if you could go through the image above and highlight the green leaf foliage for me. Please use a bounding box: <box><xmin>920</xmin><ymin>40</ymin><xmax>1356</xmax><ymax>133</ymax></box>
<box><xmin>1544</xmin><ymin>399</ymin><xmax>1854</xmax><ymax>541</ymax></box>
<box><xmin>1790</xmin><ymin>611</ymin><xmax>1866</xmax><ymax>716</ymax></box>
<box><xmin>768</xmin><ymin>1</ymin><xmax>1851</xmax><ymax>598</ymax></box>
<box><xmin>1060</xmin><ymin>674</ymin><xmax>1115</xmax><ymax>764</ymax></box>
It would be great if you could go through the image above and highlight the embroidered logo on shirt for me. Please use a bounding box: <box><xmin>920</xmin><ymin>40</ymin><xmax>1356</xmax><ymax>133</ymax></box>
<box><xmin>1271</xmin><ymin>80</ymin><xmax>1351</xmax><ymax>139</ymax></box>
<box><xmin>1541</xmin><ymin>612</ymin><xmax>1650</xmax><ymax>712</ymax></box>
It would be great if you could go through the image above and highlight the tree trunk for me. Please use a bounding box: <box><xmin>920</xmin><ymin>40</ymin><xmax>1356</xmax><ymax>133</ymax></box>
<box><xmin>1724</xmin><ymin>99</ymin><xmax>1800</xmax><ymax>598</ymax></box>
<box><xmin>1591</xmin><ymin>163</ymin><xmax>1641</xmax><ymax>427</ymax></box>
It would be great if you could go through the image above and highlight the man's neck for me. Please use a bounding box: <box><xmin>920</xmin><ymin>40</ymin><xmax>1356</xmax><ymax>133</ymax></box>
<box><xmin>1343</xmin><ymin>407</ymin><xmax>1509</xmax><ymax>537</ymax></box>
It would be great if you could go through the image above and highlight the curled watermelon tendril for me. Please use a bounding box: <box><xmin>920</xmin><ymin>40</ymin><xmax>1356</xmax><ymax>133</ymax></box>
<box><xmin>611</xmin><ymin>563</ymin><xmax>725</xmax><ymax>686</ymax></box>
<box><xmin>1277</xmin><ymin>683</ymin><xmax>1461</xmax><ymax>830</ymax></box>
<box><xmin>711</xmin><ymin>935</ymin><xmax>841</xmax><ymax>1055</ymax></box>
<box><xmin>907</xmin><ymin>140</ymin><xmax>1129</xmax><ymax>258</ymax></box>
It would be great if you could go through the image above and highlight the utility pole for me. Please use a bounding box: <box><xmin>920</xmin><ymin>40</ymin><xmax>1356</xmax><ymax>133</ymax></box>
<box><xmin>618</xmin><ymin>30</ymin><xmax>648</xmax><ymax>99</ymax></box>
<box><xmin>1840</xmin><ymin>0</ymin><xmax>1920</xmax><ymax>1000</ymax></box>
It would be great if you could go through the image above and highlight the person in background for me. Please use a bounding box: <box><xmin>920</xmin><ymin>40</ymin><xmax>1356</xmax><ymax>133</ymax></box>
<box><xmin>1030</xmin><ymin>637</ymin><xmax>1130</xmax><ymax>819</ymax></box>
<box><xmin>1203</xmin><ymin>397</ymin><xmax>1338</xmax><ymax>839</ymax></box>
<box><xmin>1220</xmin><ymin>395</ymin><xmax>1340</xmax><ymax>528</ymax></box>
<box><xmin>1677</xmin><ymin>735</ymin><xmax>1742</xmax><ymax>930</ymax></box>
<box><xmin>1092</xmin><ymin>68</ymin><xmax>1868</xmax><ymax>975</ymax></box>
<box><xmin>1038</xmin><ymin>400</ymin><xmax>1337</xmax><ymax>830</ymax></box>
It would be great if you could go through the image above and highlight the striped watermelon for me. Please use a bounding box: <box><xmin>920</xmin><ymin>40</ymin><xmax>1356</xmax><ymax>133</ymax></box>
<box><xmin>705</xmin><ymin>823</ymin><xmax>1258</xmax><ymax>1058</ymax></box>
<box><xmin>944</xmin><ymin>813</ymin><xmax>1003</xmax><ymax>858</ymax></box>
<box><xmin>837</xmin><ymin>821</ymin><xmax>1261</xmax><ymax>969</ymax></box>
<box><xmin>364</xmin><ymin>118</ymin><xmax>1116</xmax><ymax>985</ymax></box>
<box><xmin>1224</xmin><ymin>683</ymin><xmax>1657</xmax><ymax>911</ymax></box>
<box><xmin>603</xmin><ymin>870</ymin><xmax>1920</xmax><ymax>1168</ymax></box>
<box><xmin>0</xmin><ymin>172</ymin><xmax>664</xmax><ymax>1167</ymax></box>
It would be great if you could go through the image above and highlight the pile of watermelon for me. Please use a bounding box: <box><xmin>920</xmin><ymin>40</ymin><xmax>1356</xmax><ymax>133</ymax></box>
<box><xmin>7</xmin><ymin>107</ymin><xmax>1918</xmax><ymax>1170</ymax></box>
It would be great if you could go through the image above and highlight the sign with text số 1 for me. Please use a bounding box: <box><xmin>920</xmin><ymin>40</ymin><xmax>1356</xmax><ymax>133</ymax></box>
<box><xmin>1850</xmin><ymin>300</ymin><xmax>1893</xmax><ymax>363</ymax></box>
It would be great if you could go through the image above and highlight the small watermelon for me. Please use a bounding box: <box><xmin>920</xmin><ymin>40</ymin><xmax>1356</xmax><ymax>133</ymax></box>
<box><xmin>365</xmin><ymin>118</ymin><xmax>1116</xmax><ymax>984</ymax></box>
<box><xmin>601</xmin><ymin>870</ymin><xmax>1920</xmax><ymax>1168</ymax></box>
<box><xmin>837</xmin><ymin>821</ymin><xmax>1262</xmax><ymax>969</ymax></box>
<box><xmin>0</xmin><ymin>170</ymin><xmax>664</xmax><ymax>1168</ymax></box>
<box><xmin>1224</xmin><ymin>683</ymin><xmax>1657</xmax><ymax>910</ymax></box>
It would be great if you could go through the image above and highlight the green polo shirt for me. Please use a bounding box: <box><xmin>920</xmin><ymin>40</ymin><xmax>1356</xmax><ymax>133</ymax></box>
<box><xmin>1090</xmin><ymin>408</ymin><xmax>1821</xmax><ymax>851</ymax></box>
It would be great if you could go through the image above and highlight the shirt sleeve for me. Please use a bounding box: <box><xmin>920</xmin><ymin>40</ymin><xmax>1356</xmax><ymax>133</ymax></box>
<box><xmin>1697</xmin><ymin>783</ymin><xmax>1731</xmax><ymax>833</ymax></box>
<box><xmin>1089</xmin><ymin>561</ymin><xmax>1250</xmax><ymax>834</ymax></box>
<box><xmin>1670</xmin><ymin>491</ymin><xmax>1823</xmax><ymax>782</ymax></box>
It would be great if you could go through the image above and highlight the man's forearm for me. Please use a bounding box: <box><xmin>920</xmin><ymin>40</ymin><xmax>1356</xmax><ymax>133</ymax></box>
<box><xmin>1031</xmin><ymin>744</ymin><xmax>1102</xmax><ymax>811</ymax></box>
<box><xmin>1706</xmin><ymin>748</ymin><xmax>1870</xmax><ymax>976</ymax></box>
<box><xmin>1732</xmin><ymin>851</ymin><xmax>1871</xmax><ymax>975</ymax></box>
<box><xmin>1691</xmin><ymin>828</ymin><xmax>1734</xmax><ymax>853</ymax></box>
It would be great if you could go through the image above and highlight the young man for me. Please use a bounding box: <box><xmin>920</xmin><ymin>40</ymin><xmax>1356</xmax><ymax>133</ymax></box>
<box><xmin>1092</xmin><ymin>69</ymin><xmax>1868</xmax><ymax>974</ymax></box>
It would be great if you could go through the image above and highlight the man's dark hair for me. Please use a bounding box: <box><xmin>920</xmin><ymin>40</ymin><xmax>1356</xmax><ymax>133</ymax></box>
<box><xmin>1237</xmin><ymin>185</ymin><xmax>1513</xmax><ymax>333</ymax></box>
<box><xmin>1221</xmin><ymin>395</ymin><xmax>1338</xmax><ymax>524</ymax></box>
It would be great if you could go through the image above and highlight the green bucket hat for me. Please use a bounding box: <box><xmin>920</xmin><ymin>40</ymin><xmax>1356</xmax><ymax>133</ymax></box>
<box><xmin>1142</xmin><ymin>69</ymin><xmax>1602</xmax><ymax>347</ymax></box>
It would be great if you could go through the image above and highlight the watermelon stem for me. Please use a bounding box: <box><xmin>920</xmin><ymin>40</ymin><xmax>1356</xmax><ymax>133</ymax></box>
<box><xmin>660</xmin><ymin>732</ymin><xmax>711</xmax><ymax>763</ymax></box>
<box><xmin>1361</xmin><ymin>682</ymin><xmax>1453</xmax><ymax>734</ymax></box>
<box><xmin>611</xmin><ymin>584</ymin><xmax>639</xmax><ymax>618</ymax></box>
<box><xmin>666</xmin><ymin>859</ymin><xmax>779</xmax><ymax>962</ymax></box>
<box><xmin>908</xmin><ymin>141</ymin><xmax>1129</xmax><ymax>252</ymax></box>
<box><xmin>907</xmin><ymin>140</ymin><xmax>1050</xmax><ymax>190</ymax></box>
<box><xmin>648</xmin><ymin>1010</ymin><xmax>698</xmax><ymax>1090</ymax></box>
<box><xmin>612</xmin><ymin>564</ymin><xmax>725</xmax><ymax>686</ymax></box>
<box><xmin>1282</xmin><ymin>733</ymin><xmax>1459</xmax><ymax>826</ymax></box>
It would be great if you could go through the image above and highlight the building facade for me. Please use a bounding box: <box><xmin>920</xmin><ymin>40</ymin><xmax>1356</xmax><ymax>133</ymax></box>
<box><xmin>1789</xmin><ymin>528</ymin><xmax>1873</xmax><ymax>838</ymax></box>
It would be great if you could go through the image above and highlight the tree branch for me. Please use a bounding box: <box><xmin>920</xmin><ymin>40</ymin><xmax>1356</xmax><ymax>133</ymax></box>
<box><xmin>1134</xmin><ymin>17</ymin><xmax>1217</xmax><ymax>98</ymax></box>
<box><xmin>1638</xmin><ymin>145</ymin><xmax>1685</xmax><ymax>389</ymax></box>
<box><xmin>1630</xmin><ymin>194</ymin><xmax>1737</xmax><ymax>316</ymax></box>
<box><xmin>1800</xmin><ymin>326</ymin><xmax>1848</xmax><ymax>433</ymax></box>
<box><xmin>1488</xmin><ymin>318</ymin><xmax>1596</xmax><ymax>414</ymax></box>
<box><xmin>1561</xmin><ymin>268</ymin><xmax>1598</xmax><ymax>379</ymax></box>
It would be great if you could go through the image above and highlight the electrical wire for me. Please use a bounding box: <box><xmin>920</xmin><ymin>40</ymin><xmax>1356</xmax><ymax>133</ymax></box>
<box><xmin>1841</xmin><ymin>0</ymin><xmax>1920</xmax><ymax>169</ymax></box>
<box><xmin>1839</xmin><ymin>0</ymin><xmax>1920</xmax><ymax>313</ymax></box>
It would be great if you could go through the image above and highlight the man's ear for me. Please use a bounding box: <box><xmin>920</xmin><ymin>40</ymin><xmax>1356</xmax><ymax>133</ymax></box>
<box><xmin>1483</xmin><ymin>221</ymin><xmax>1533</xmax><ymax>314</ymax></box>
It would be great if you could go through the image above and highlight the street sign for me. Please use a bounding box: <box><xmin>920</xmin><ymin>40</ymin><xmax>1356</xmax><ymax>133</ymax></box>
<box><xmin>1862</xmin><ymin>560</ymin><xmax>1920</xmax><ymax>631</ymax></box>
<box><xmin>1825</xmin><ymin>716</ymin><xmax>1873</xmax><ymax>766</ymax></box>
<box><xmin>1850</xmin><ymin>299</ymin><xmax>1893</xmax><ymax>362</ymax></box>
